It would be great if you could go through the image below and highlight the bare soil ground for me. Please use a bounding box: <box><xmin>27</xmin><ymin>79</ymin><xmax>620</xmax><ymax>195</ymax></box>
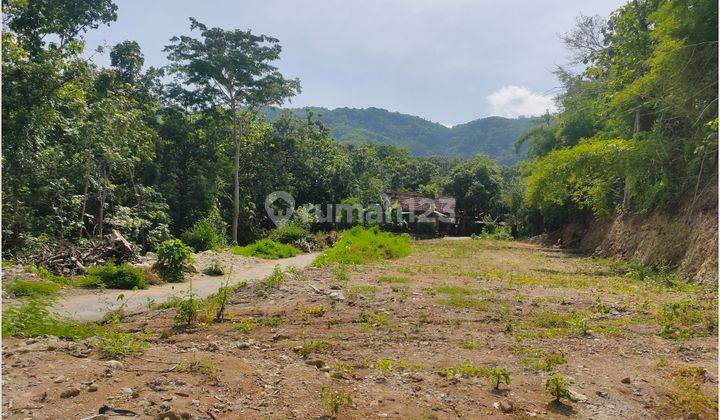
<box><xmin>2</xmin><ymin>239</ymin><xmax>717</xmax><ymax>419</ymax></box>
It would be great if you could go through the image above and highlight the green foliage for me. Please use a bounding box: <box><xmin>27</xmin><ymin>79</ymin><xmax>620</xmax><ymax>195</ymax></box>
<box><xmin>546</xmin><ymin>374</ymin><xmax>572</xmax><ymax>402</ymax></box>
<box><xmin>376</xmin><ymin>358</ymin><xmax>393</xmax><ymax>376</ymax></box>
<box><xmin>84</xmin><ymin>263</ymin><xmax>148</xmax><ymax>289</ymax></box>
<box><xmin>296</xmin><ymin>340</ymin><xmax>328</xmax><ymax>358</ymax></box>
<box><xmin>2</xmin><ymin>299</ymin><xmax>97</xmax><ymax>339</ymax></box>
<box><xmin>313</xmin><ymin>226</ymin><xmax>411</xmax><ymax>266</ymax></box>
<box><xmin>96</xmin><ymin>328</ymin><xmax>148</xmax><ymax>358</ymax></box>
<box><xmin>173</xmin><ymin>292</ymin><xmax>201</xmax><ymax>328</ymax></box>
<box><xmin>156</xmin><ymin>239</ymin><xmax>193</xmax><ymax>283</ymax></box>
<box><xmin>232</xmin><ymin>239</ymin><xmax>302</xmax><ymax>259</ymax></box>
<box><xmin>376</xmin><ymin>276</ymin><xmax>413</xmax><ymax>284</ymax></box>
<box><xmin>32</xmin><ymin>266</ymin><xmax>72</xmax><ymax>285</ymax></box>
<box><xmin>181</xmin><ymin>208</ymin><xmax>228</xmax><ymax>251</ymax></box>
<box><xmin>320</xmin><ymin>386</ymin><xmax>352</xmax><ymax>417</ymax></box>
<box><xmin>485</xmin><ymin>367</ymin><xmax>511</xmax><ymax>389</ymax></box>
<box><xmin>255</xmin><ymin>266</ymin><xmax>286</xmax><ymax>296</ymax></box>
<box><xmin>267</xmin><ymin>224</ymin><xmax>310</xmax><ymax>244</ymax></box>
<box><xmin>444</xmin><ymin>154</ymin><xmax>503</xmax><ymax>219</ymax></box>
<box><xmin>4</xmin><ymin>280</ymin><xmax>60</xmax><ymax>297</ymax></box>
<box><xmin>473</xmin><ymin>215</ymin><xmax>513</xmax><ymax>240</ymax></box>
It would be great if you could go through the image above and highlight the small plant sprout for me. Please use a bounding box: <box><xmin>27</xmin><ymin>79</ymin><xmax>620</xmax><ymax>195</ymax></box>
<box><xmin>546</xmin><ymin>373</ymin><xmax>572</xmax><ymax>403</ymax></box>
<box><xmin>306</xmin><ymin>305</ymin><xmax>326</xmax><ymax>317</ymax></box>
<box><xmin>376</xmin><ymin>358</ymin><xmax>393</xmax><ymax>376</ymax></box>
<box><xmin>486</xmin><ymin>367</ymin><xmax>511</xmax><ymax>390</ymax></box>
<box><xmin>320</xmin><ymin>387</ymin><xmax>352</xmax><ymax>417</ymax></box>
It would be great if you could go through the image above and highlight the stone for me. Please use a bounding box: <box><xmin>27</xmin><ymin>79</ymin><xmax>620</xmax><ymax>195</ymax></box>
<box><xmin>305</xmin><ymin>359</ymin><xmax>325</xmax><ymax>368</ymax></box>
<box><xmin>60</xmin><ymin>388</ymin><xmax>81</xmax><ymax>398</ymax></box>
<box><xmin>621</xmin><ymin>377</ymin><xmax>631</xmax><ymax>384</ymax></box>
<box><xmin>104</xmin><ymin>360</ymin><xmax>124</xmax><ymax>370</ymax></box>
<box><xmin>596</xmin><ymin>390</ymin><xmax>608</xmax><ymax>398</ymax></box>
<box><xmin>154</xmin><ymin>411</ymin><xmax>191</xmax><ymax>420</ymax></box>
<box><xmin>569</xmin><ymin>390</ymin><xmax>588</xmax><ymax>403</ymax></box>
<box><xmin>53</xmin><ymin>375</ymin><xmax>66</xmax><ymax>383</ymax></box>
<box><xmin>493</xmin><ymin>400</ymin><xmax>513</xmax><ymax>413</ymax></box>
<box><xmin>329</xmin><ymin>291</ymin><xmax>345</xmax><ymax>301</ymax></box>
<box><xmin>88</xmin><ymin>383</ymin><xmax>99</xmax><ymax>392</ymax></box>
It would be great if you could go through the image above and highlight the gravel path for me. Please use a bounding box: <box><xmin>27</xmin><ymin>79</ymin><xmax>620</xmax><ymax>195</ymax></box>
<box><xmin>51</xmin><ymin>252</ymin><xmax>319</xmax><ymax>322</ymax></box>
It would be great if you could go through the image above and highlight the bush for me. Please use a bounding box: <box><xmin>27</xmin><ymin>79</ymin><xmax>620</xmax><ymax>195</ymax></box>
<box><xmin>2</xmin><ymin>299</ymin><xmax>97</xmax><ymax>339</ymax></box>
<box><xmin>156</xmin><ymin>239</ymin><xmax>194</xmax><ymax>283</ymax></box>
<box><xmin>4</xmin><ymin>280</ymin><xmax>60</xmax><ymax>297</ymax></box>
<box><xmin>203</xmin><ymin>258</ymin><xmax>225</xmax><ymax>276</ymax></box>
<box><xmin>312</xmin><ymin>226</ymin><xmax>411</xmax><ymax>266</ymax></box>
<box><xmin>268</xmin><ymin>224</ymin><xmax>310</xmax><ymax>244</ymax></box>
<box><xmin>83</xmin><ymin>263</ymin><xmax>148</xmax><ymax>289</ymax></box>
<box><xmin>181</xmin><ymin>208</ymin><xmax>228</xmax><ymax>252</ymax></box>
<box><xmin>232</xmin><ymin>239</ymin><xmax>302</xmax><ymax>259</ymax></box>
<box><xmin>546</xmin><ymin>373</ymin><xmax>572</xmax><ymax>402</ymax></box>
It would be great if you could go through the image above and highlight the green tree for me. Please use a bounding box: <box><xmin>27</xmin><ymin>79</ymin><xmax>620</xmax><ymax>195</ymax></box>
<box><xmin>164</xmin><ymin>18</ymin><xmax>300</xmax><ymax>244</ymax></box>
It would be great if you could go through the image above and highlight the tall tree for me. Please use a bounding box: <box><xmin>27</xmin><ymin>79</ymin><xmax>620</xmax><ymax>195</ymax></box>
<box><xmin>164</xmin><ymin>18</ymin><xmax>300</xmax><ymax>244</ymax></box>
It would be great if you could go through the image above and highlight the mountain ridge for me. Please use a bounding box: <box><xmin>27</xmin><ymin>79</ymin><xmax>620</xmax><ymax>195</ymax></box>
<box><xmin>263</xmin><ymin>106</ymin><xmax>541</xmax><ymax>164</ymax></box>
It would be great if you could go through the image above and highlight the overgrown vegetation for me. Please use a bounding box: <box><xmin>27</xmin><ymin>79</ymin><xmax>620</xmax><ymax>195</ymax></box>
<box><xmin>233</xmin><ymin>239</ymin><xmax>302</xmax><ymax>259</ymax></box>
<box><xmin>81</xmin><ymin>263</ymin><xmax>148</xmax><ymax>289</ymax></box>
<box><xmin>314</xmin><ymin>226</ymin><xmax>411</xmax><ymax>266</ymax></box>
<box><xmin>4</xmin><ymin>280</ymin><xmax>60</xmax><ymax>298</ymax></box>
<box><xmin>2</xmin><ymin>299</ymin><xmax>97</xmax><ymax>339</ymax></box>
<box><xmin>156</xmin><ymin>239</ymin><xmax>193</xmax><ymax>283</ymax></box>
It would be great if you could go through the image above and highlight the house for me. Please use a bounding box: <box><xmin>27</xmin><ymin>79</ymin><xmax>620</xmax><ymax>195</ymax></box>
<box><xmin>380</xmin><ymin>191</ymin><xmax>456</xmax><ymax>234</ymax></box>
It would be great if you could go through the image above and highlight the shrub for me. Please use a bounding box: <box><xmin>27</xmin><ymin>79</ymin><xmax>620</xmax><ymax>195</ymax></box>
<box><xmin>232</xmin><ymin>239</ymin><xmax>301</xmax><ymax>259</ymax></box>
<box><xmin>546</xmin><ymin>373</ymin><xmax>572</xmax><ymax>402</ymax></box>
<box><xmin>295</xmin><ymin>340</ymin><xmax>328</xmax><ymax>358</ymax></box>
<box><xmin>485</xmin><ymin>367</ymin><xmax>511</xmax><ymax>390</ymax></box>
<box><xmin>156</xmin><ymin>239</ymin><xmax>193</xmax><ymax>283</ymax></box>
<box><xmin>180</xmin><ymin>208</ymin><xmax>228</xmax><ymax>252</ymax></box>
<box><xmin>4</xmin><ymin>280</ymin><xmax>60</xmax><ymax>297</ymax></box>
<box><xmin>313</xmin><ymin>226</ymin><xmax>411</xmax><ymax>266</ymax></box>
<box><xmin>174</xmin><ymin>292</ymin><xmax>201</xmax><ymax>328</ymax></box>
<box><xmin>376</xmin><ymin>358</ymin><xmax>393</xmax><ymax>376</ymax></box>
<box><xmin>255</xmin><ymin>266</ymin><xmax>286</xmax><ymax>296</ymax></box>
<box><xmin>84</xmin><ymin>263</ymin><xmax>148</xmax><ymax>289</ymax></box>
<box><xmin>96</xmin><ymin>328</ymin><xmax>148</xmax><ymax>358</ymax></box>
<box><xmin>2</xmin><ymin>299</ymin><xmax>97</xmax><ymax>339</ymax></box>
<box><xmin>31</xmin><ymin>266</ymin><xmax>71</xmax><ymax>285</ymax></box>
<box><xmin>268</xmin><ymin>224</ymin><xmax>310</xmax><ymax>244</ymax></box>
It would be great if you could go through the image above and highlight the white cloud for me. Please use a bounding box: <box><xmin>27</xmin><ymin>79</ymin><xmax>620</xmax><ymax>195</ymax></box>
<box><xmin>486</xmin><ymin>85</ymin><xmax>557</xmax><ymax>118</ymax></box>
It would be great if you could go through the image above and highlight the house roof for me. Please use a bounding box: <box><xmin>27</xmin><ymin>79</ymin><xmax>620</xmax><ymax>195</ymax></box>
<box><xmin>380</xmin><ymin>191</ymin><xmax>456</xmax><ymax>215</ymax></box>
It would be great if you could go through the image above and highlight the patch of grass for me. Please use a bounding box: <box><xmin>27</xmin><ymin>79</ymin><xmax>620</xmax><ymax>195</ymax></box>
<box><xmin>295</xmin><ymin>340</ymin><xmax>329</xmax><ymax>358</ymax></box>
<box><xmin>233</xmin><ymin>320</ymin><xmax>257</xmax><ymax>333</ymax></box>
<box><xmin>312</xmin><ymin>226</ymin><xmax>411</xmax><ymax>266</ymax></box>
<box><xmin>343</xmin><ymin>285</ymin><xmax>377</xmax><ymax>300</ymax></box>
<box><xmin>440</xmin><ymin>362</ymin><xmax>486</xmax><ymax>379</ymax></box>
<box><xmin>657</xmin><ymin>300</ymin><xmax>716</xmax><ymax>340</ymax></box>
<box><xmin>178</xmin><ymin>357</ymin><xmax>219</xmax><ymax>375</ymax></box>
<box><xmin>377</xmin><ymin>276</ymin><xmax>413</xmax><ymax>284</ymax></box>
<box><xmin>232</xmin><ymin>239</ymin><xmax>301</xmax><ymax>259</ymax></box>
<box><xmin>332</xmin><ymin>363</ymin><xmax>355</xmax><ymax>378</ymax></box>
<box><xmin>320</xmin><ymin>387</ymin><xmax>352</xmax><ymax>417</ymax></box>
<box><xmin>358</xmin><ymin>311</ymin><xmax>389</xmax><ymax>329</ymax></box>
<box><xmin>332</xmin><ymin>264</ymin><xmax>350</xmax><ymax>281</ymax></box>
<box><xmin>513</xmin><ymin>345</ymin><xmax>566</xmax><ymax>372</ymax></box>
<box><xmin>306</xmin><ymin>305</ymin><xmax>326</xmax><ymax>317</ymax></box>
<box><xmin>665</xmin><ymin>378</ymin><xmax>717</xmax><ymax>418</ymax></box>
<box><xmin>30</xmin><ymin>266</ymin><xmax>72</xmax><ymax>285</ymax></box>
<box><xmin>256</xmin><ymin>266</ymin><xmax>286</xmax><ymax>296</ymax></box>
<box><xmin>96</xmin><ymin>328</ymin><xmax>149</xmax><ymax>358</ymax></box>
<box><xmin>81</xmin><ymin>263</ymin><xmax>148</xmax><ymax>290</ymax></box>
<box><xmin>459</xmin><ymin>339</ymin><xmax>483</xmax><ymax>350</ymax></box>
<box><xmin>257</xmin><ymin>316</ymin><xmax>284</xmax><ymax>327</ymax></box>
<box><xmin>4</xmin><ymin>280</ymin><xmax>60</xmax><ymax>298</ymax></box>
<box><xmin>376</xmin><ymin>358</ymin><xmax>393</xmax><ymax>376</ymax></box>
<box><xmin>442</xmin><ymin>294</ymin><xmax>491</xmax><ymax>311</ymax></box>
<box><xmin>2</xmin><ymin>299</ymin><xmax>97</xmax><ymax>339</ymax></box>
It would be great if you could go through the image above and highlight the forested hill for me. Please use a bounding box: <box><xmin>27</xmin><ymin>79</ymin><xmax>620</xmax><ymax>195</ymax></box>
<box><xmin>263</xmin><ymin>107</ymin><xmax>541</xmax><ymax>164</ymax></box>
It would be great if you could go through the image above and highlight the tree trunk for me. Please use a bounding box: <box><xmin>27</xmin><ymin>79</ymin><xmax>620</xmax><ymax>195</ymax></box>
<box><xmin>97</xmin><ymin>166</ymin><xmax>107</xmax><ymax>238</ymax></box>
<box><xmin>231</xmin><ymin>103</ymin><xmax>240</xmax><ymax>244</ymax></box>
<box><xmin>79</xmin><ymin>177</ymin><xmax>89</xmax><ymax>238</ymax></box>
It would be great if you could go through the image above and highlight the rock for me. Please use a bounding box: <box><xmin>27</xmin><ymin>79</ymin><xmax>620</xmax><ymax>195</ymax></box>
<box><xmin>88</xmin><ymin>383</ymin><xmax>99</xmax><ymax>392</ymax></box>
<box><xmin>271</xmin><ymin>333</ymin><xmax>291</xmax><ymax>341</ymax></box>
<box><xmin>108</xmin><ymin>229</ymin><xmax>136</xmax><ymax>258</ymax></box>
<box><xmin>329</xmin><ymin>291</ymin><xmax>345</xmax><ymax>302</ymax></box>
<box><xmin>319</xmin><ymin>366</ymin><xmax>331</xmax><ymax>372</ymax></box>
<box><xmin>569</xmin><ymin>390</ymin><xmax>588</xmax><ymax>403</ymax></box>
<box><xmin>183</xmin><ymin>263</ymin><xmax>199</xmax><ymax>273</ymax></box>
<box><xmin>305</xmin><ymin>359</ymin><xmax>325</xmax><ymax>368</ymax></box>
<box><xmin>60</xmin><ymin>388</ymin><xmax>81</xmax><ymax>398</ymax></box>
<box><xmin>104</xmin><ymin>360</ymin><xmax>124</xmax><ymax>370</ymax></box>
<box><xmin>596</xmin><ymin>390</ymin><xmax>608</xmax><ymax>398</ymax></box>
<box><xmin>493</xmin><ymin>400</ymin><xmax>514</xmax><ymax>413</ymax></box>
<box><xmin>621</xmin><ymin>377</ymin><xmax>631</xmax><ymax>384</ymax></box>
<box><xmin>53</xmin><ymin>375</ymin><xmax>66</xmax><ymax>383</ymax></box>
<box><xmin>402</xmin><ymin>372</ymin><xmax>424</xmax><ymax>383</ymax></box>
<box><xmin>155</xmin><ymin>410</ymin><xmax>191</xmax><ymax>420</ymax></box>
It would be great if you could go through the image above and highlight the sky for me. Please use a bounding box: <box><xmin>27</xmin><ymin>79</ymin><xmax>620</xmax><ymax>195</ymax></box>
<box><xmin>84</xmin><ymin>0</ymin><xmax>626</xmax><ymax>126</ymax></box>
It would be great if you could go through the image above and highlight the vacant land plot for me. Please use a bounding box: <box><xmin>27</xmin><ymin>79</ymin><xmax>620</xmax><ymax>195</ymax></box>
<box><xmin>2</xmin><ymin>239</ymin><xmax>717</xmax><ymax>419</ymax></box>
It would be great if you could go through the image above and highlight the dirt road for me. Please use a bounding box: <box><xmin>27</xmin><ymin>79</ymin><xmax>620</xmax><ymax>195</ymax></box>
<box><xmin>51</xmin><ymin>252</ymin><xmax>319</xmax><ymax>321</ymax></box>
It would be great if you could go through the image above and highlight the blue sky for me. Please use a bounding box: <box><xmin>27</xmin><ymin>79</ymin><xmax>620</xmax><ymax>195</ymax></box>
<box><xmin>84</xmin><ymin>0</ymin><xmax>626</xmax><ymax>126</ymax></box>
